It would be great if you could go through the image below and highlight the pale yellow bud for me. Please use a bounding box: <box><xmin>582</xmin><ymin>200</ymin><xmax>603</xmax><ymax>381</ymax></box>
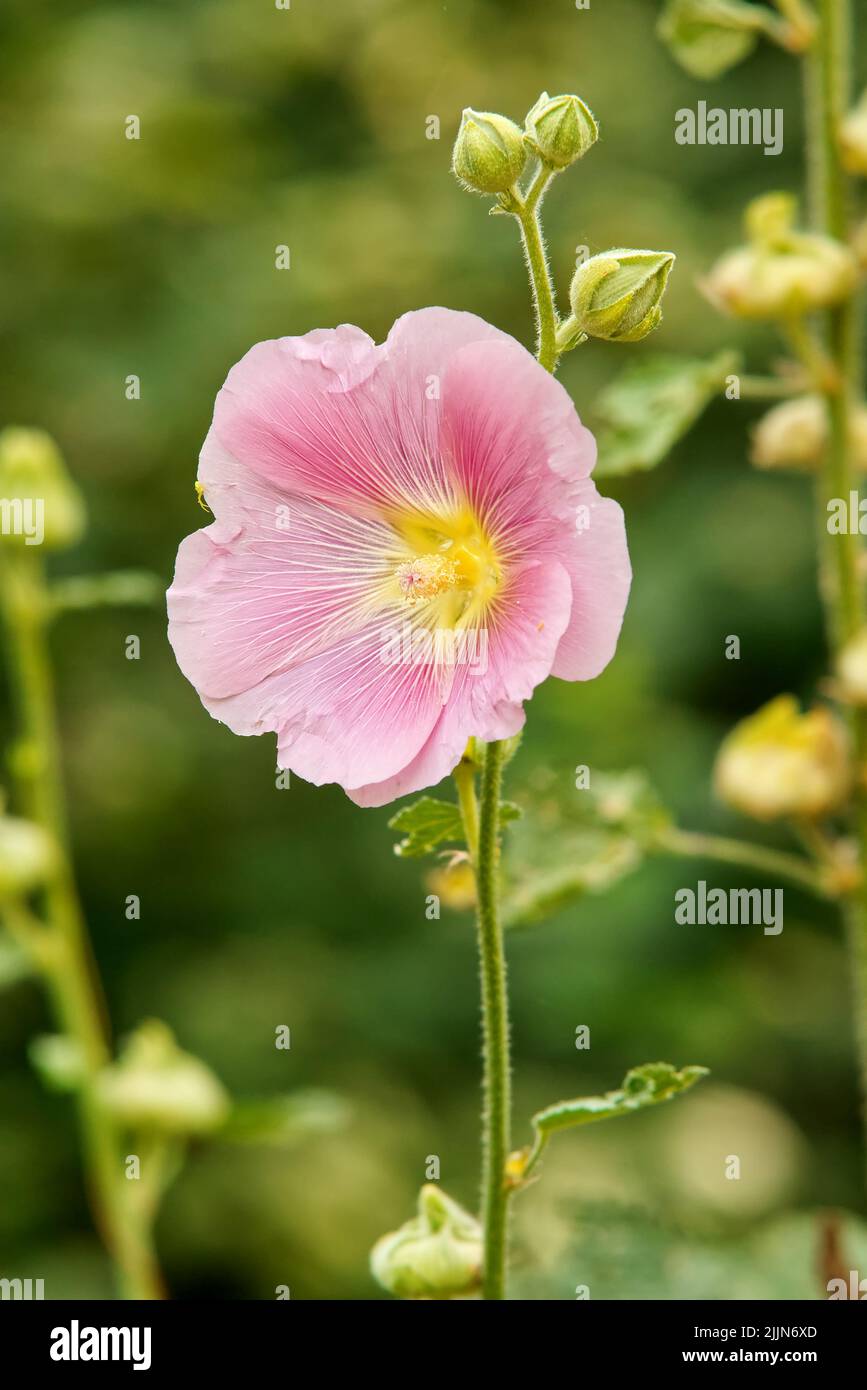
<box><xmin>371</xmin><ymin>1184</ymin><xmax>482</xmax><ymax>1299</ymax></box>
<box><xmin>702</xmin><ymin>194</ymin><xmax>858</xmax><ymax>321</ymax></box>
<box><xmin>714</xmin><ymin>695</ymin><xmax>851</xmax><ymax>822</ymax></box>
<box><xmin>0</xmin><ymin>813</ymin><xmax>57</xmax><ymax>901</ymax></box>
<box><xmin>837</xmin><ymin>628</ymin><xmax>867</xmax><ymax>706</ymax></box>
<box><xmin>840</xmin><ymin>91</ymin><xmax>867</xmax><ymax>177</ymax></box>
<box><xmin>750</xmin><ymin>395</ymin><xmax>867</xmax><ymax>472</ymax></box>
<box><xmin>96</xmin><ymin>1020</ymin><xmax>230</xmax><ymax>1136</ymax></box>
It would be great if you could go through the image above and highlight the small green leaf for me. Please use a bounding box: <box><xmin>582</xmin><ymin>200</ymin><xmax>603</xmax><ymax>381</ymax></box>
<box><xmin>389</xmin><ymin>795</ymin><xmax>520</xmax><ymax>857</ymax></box>
<box><xmin>220</xmin><ymin>1090</ymin><xmax>350</xmax><ymax>1147</ymax></box>
<box><xmin>504</xmin><ymin>837</ymin><xmax>642</xmax><ymax>928</ymax></box>
<box><xmin>657</xmin><ymin>0</ymin><xmax>772</xmax><ymax>79</ymax></box>
<box><xmin>571</xmin><ymin>770</ymin><xmax>672</xmax><ymax>841</ymax></box>
<box><xmin>389</xmin><ymin>797</ymin><xmax>464</xmax><ymax>857</ymax></box>
<box><xmin>523</xmin><ymin>1062</ymin><xmax>708</xmax><ymax>1175</ymax></box>
<box><xmin>29</xmin><ymin>1034</ymin><xmax>87</xmax><ymax>1093</ymax></box>
<box><xmin>595</xmin><ymin>351</ymin><xmax>740</xmax><ymax>477</ymax></box>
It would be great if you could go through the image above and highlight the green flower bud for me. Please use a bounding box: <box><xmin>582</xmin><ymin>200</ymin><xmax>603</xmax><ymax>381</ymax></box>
<box><xmin>96</xmin><ymin>1020</ymin><xmax>230</xmax><ymax>1136</ymax></box>
<box><xmin>702</xmin><ymin>194</ymin><xmax>858</xmax><ymax>320</ymax></box>
<box><xmin>568</xmin><ymin>249</ymin><xmax>676</xmax><ymax>343</ymax></box>
<box><xmin>371</xmin><ymin>1184</ymin><xmax>482</xmax><ymax>1299</ymax></box>
<box><xmin>0</xmin><ymin>428</ymin><xmax>86</xmax><ymax>552</ymax></box>
<box><xmin>0</xmin><ymin>812</ymin><xmax>57</xmax><ymax>901</ymax></box>
<box><xmin>751</xmin><ymin>394</ymin><xmax>867</xmax><ymax>472</ymax></box>
<box><xmin>524</xmin><ymin>91</ymin><xmax>598</xmax><ymax>169</ymax></box>
<box><xmin>714</xmin><ymin>695</ymin><xmax>851</xmax><ymax>822</ymax></box>
<box><xmin>840</xmin><ymin>91</ymin><xmax>867</xmax><ymax>177</ymax></box>
<box><xmin>452</xmin><ymin>109</ymin><xmax>527</xmax><ymax>195</ymax></box>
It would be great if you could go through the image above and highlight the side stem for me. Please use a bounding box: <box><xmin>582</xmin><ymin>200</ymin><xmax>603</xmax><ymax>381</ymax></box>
<box><xmin>512</xmin><ymin>167</ymin><xmax>560</xmax><ymax>372</ymax></box>
<box><xmin>805</xmin><ymin>0</ymin><xmax>867</xmax><ymax>1184</ymax></box>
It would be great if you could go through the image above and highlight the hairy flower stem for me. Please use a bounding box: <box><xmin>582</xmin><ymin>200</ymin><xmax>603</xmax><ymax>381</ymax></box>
<box><xmin>472</xmin><ymin>739</ymin><xmax>510</xmax><ymax>1298</ymax></box>
<box><xmin>512</xmin><ymin>167</ymin><xmax>560</xmax><ymax>372</ymax></box>
<box><xmin>461</xmin><ymin>189</ymin><xmax>565</xmax><ymax>1292</ymax></box>
<box><xmin>0</xmin><ymin>549</ymin><xmax>165</xmax><ymax>1298</ymax></box>
<box><xmin>804</xmin><ymin>0</ymin><xmax>867</xmax><ymax>1184</ymax></box>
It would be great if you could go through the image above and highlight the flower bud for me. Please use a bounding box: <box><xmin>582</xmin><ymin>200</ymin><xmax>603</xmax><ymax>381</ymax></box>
<box><xmin>658</xmin><ymin>0</ymin><xmax>764</xmax><ymax>79</ymax></box>
<box><xmin>96</xmin><ymin>1019</ymin><xmax>230</xmax><ymax>1136</ymax></box>
<box><xmin>702</xmin><ymin>194</ymin><xmax>858</xmax><ymax>320</ymax></box>
<box><xmin>836</xmin><ymin>628</ymin><xmax>867</xmax><ymax>706</ymax></box>
<box><xmin>0</xmin><ymin>812</ymin><xmax>57</xmax><ymax>901</ymax></box>
<box><xmin>751</xmin><ymin>394</ymin><xmax>867</xmax><ymax>472</ymax></box>
<box><xmin>840</xmin><ymin>92</ymin><xmax>867</xmax><ymax>177</ymax></box>
<box><xmin>714</xmin><ymin>695</ymin><xmax>851</xmax><ymax>822</ymax></box>
<box><xmin>370</xmin><ymin>1184</ymin><xmax>482</xmax><ymax>1299</ymax></box>
<box><xmin>452</xmin><ymin>109</ymin><xmax>527</xmax><ymax>195</ymax></box>
<box><xmin>568</xmin><ymin>249</ymin><xmax>676</xmax><ymax>343</ymax></box>
<box><xmin>524</xmin><ymin>92</ymin><xmax>598</xmax><ymax>169</ymax></box>
<box><xmin>426</xmin><ymin>859</ymin><xmax>476</xmax><ymax>911</ymax></box>
<box><xmin>0</xmin><ymin>428</ymin><xmax>86</xmax><ymax>552</ymax></box>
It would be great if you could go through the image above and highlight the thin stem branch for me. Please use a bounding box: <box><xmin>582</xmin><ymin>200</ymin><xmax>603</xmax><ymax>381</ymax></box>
<box><xmin>654</xmin><ymin>826</ymin><xmax>834</xmax><ymax>897</ymax></box>
<box><xmin>453</xmin><ymin>740</ymin><xmax>480</xmax><ymax>864</ymax></box>
<box><xmin>737</xmin><ymin>374</ymin><xmax>807</xmax><ymax>400</ymax></box>
<box><xmin>512</xmin><ymin>167</ymin><xmax>560</xmax><ymax>372</ymax></box>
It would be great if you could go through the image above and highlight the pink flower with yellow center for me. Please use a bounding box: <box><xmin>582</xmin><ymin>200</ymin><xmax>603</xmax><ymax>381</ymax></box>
<box><xmin>167</xmin><ymin>308</ymin><xmax>630</xmax><ymax>806</ymax></box>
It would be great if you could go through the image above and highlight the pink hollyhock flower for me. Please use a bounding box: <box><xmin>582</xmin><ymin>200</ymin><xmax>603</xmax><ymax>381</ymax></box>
<box><xmin>167</xmin><ymin>308</ymin><xmax>630</xmax><ymax>807</ymax></box>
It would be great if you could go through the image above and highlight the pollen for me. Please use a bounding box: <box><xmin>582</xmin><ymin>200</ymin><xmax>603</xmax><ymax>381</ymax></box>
<box><xmin>396</xmin><ymin>553</ymin><xmax>460</xmax><ymax>603</ymax></box>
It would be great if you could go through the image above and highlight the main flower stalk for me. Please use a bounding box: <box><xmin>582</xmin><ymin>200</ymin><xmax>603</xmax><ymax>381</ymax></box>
<box><xmin>460</xmin><ymin>201</ymin><xmax>565</xmax><ymax>1295</ymax></box>
<box><xmin>472</xmin><ymin>739</ymin><xmax>510</xmax><ymax>1298</ymax></box>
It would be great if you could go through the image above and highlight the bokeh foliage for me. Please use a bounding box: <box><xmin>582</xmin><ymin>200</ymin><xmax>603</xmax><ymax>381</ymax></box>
<box><xmin>1</xmin><ymin>0</ymin><xmax>865</xmax><ymax>1298</ymax></box>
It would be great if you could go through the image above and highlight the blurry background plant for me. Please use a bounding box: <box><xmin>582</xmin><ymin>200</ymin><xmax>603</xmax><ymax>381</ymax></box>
<box><xmin>1</xmin><ymin>0</ymin><xmax>866</xmax><ymax>1298</ymax></box>
<box><xmin>0</xmin><ymin>431</ymin><xmax>347</xmax><ymax>1298</ymax></box>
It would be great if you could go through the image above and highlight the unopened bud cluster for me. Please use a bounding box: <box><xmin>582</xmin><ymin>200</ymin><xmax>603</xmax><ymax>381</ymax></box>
<box><xmin>702</xmin><ymin>193</ymin><xmax>858</xmax><ymax>321</ymax></box>
<box><xmin>452</xmin><ymin>92</ymin><xmax>598</xmax><ymax>197</ymax></box>
<box><xmin>452</xmin><ymin>92</ymin><xmax>675</xmax><ymax>349</ymax></box>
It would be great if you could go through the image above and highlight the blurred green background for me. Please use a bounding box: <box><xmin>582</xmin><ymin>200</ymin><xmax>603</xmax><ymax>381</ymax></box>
<box><xmin>1</xmin><ymin>0</ymin><xmax>866</xmax><ymax>1299</ymax></box>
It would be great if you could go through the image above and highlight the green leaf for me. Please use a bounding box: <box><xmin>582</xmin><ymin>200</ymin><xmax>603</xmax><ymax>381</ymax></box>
<box><xmin>657</xmin><ymin>0</ymin><xmax>772</xmax><ymax>79</ymax></box>
<box><xmin>29</xmin><ymin>1034</ymin><xmax>87</xmax><ymax>1093</ymax></box>
<box><xmin>389</xmin><ymin>797</ymin><xmax>464</xmax><ymax>857</ymax></box>
<box><xmin>524</xmin><ymin>1062</ymin><xmax>708</xmax><ymax>1172</ymax></box>
<box><xmin>504</xmin><ymin>836</ymin><xmax>642</xmax><ymax>928</ymax></box>
<box><xmin>389</xmin><ymin>795</ymin><xmax>520</xmax><ymax>858</ymax></box>
<box><xmin>595</xmin><ymin>351</ymin><xmax>740</xmax><ymax>477</ymax></box>
<box><xmin>220</xmin><ymin>1090</ymin><xmax>350</xmax><ymax>1146</ymax></box>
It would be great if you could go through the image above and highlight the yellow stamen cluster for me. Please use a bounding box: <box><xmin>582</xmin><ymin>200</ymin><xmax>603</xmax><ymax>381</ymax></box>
<box><xmin>396</xmin><ymin>553</ymin><xmax>460</xmax><ymax>603</ymax></box>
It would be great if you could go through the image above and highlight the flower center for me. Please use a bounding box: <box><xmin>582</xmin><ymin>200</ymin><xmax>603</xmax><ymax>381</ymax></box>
<box><xmin>391</xmin><ymin>511</ymin><xmax>502</xmax><ymax>626</ymax></box>
<box><xmin>396</xmin><ymin>554</ymin><xmax>459</xmax><ymax>603</ymax></box>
